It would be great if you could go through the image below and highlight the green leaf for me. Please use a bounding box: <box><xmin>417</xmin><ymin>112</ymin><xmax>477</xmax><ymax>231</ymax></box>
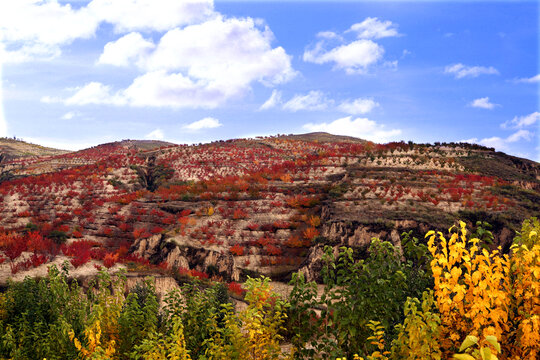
<box><xmin>459</xmin><ymin>335</ymin><xmax>478</xmax><ymax>352</ymax></box>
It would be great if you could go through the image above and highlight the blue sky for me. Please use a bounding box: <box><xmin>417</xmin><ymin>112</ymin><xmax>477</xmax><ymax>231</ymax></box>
<box><xmin>0</xmin><ymin>0</ymin><xmax>538</xmax><ymax>161</ymax></box>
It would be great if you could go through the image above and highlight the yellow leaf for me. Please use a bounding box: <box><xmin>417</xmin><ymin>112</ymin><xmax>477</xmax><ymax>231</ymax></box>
<box><xmin>453</xmin><ymin>354</ymin><xmax>476</xmax><ymax>360</ymax></box>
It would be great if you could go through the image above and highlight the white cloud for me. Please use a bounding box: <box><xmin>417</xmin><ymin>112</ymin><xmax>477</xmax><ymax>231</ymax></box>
<box><xmin>302</xmin><ymin>116</ymin><xmax>401</xmax><ymax>143</ymax></box>
<box><xmin>444</xmin><ymin>63</ymin><xmax>499</xmax><ymax>79</ymax></box>
<box><xmin>64</xmin><ymin>82</ymin><xmax>127</xmax><ymax>106</ymax></box>
<box><xmin>0</xmin><ymin>63</ymin><xmax>6</xmax><ymax>137</ymax></box>
<box><xmin>463</xmin><ymin>129</ymin><xmax>533</xmax><ymax>152</ymax></box>
<box><xmin>338</xmin><ymin>98</ymin><xmax>379</xmax><ymax>114</ymax></box>
<box><xmin>304</xmin><ymin>39</ymin><xmax>384</xmax><ymax>74</ymax></box>
<box><xmin>122</xmin><ymin>70</ymin><xmax>231</xmax><ymax>108</ymax></box>
<box><xmin>40</xmin><ymin>95</ymin><xmax>62</xmax><ymax>104</ymax></box>
<box><xmin>0</xmin><ymin>0</ymin><xmax>214</xmax><ymax>63</ymax></box>
<box><xmin>143</xmin><ymin>16</ymin><xmax>295</xmax><ymax>87</ymax></box>
<box><xmin>145</xmin><ymin>128</ymin><xmax>164</xmax><ymax>140</ymax></box>
<box><xmin>0</xmin><ymin>42</ymin><xmax>62</xmax><ymax>64</ymax></box>
<box><xmin>183</xmin><ymin>117</ymin><xmax>222</xmax><ymax>131</ymax></box>
<box><xmin>61</xmin><ymin>111</ymin><xmax>79</xmax><ymax>120</ymax></box>
<box><xmin>506</xmin><ymin>129</ymin><xmax>532</xmax><ymax>143</ymax></box>
<box><xmin>283</xmin><ymin>91</ymin><xmax>333</xmax><ymax>112</ymax></box>
<box><xmin>259</xmin><ymin>90</ymin><xmax>282</xmax><ymax>110</ymax></box>
<box><xmin>469</xmin><ymin>97</ymin><xmax>498</xmax><ymax>110</ymax></box>
<box><xmin>515</xmin><ymin>74</ymin><xmax>540</xmax><ymax>83</ymax></box>
<box><xmin>45</xmin><ymin>15</ymin><xmax>295</xmax><ymax>109</ymax></box>
<box><xmin>316</xmin><ymin>31</ymin><xmax>342</xmax><ymax>40</ymax></box>
<box><xmin>501</xmin><ymin>111</ymin><xmax>540</xmax><ymax>129</ymax></box>
<box><xmin>87</xmin><ymin>0</ymin><xmax>214</xmax><ymax>33</ymax></box>
<box><xmin>304</xmin><ymin>17</ymin><xmax>399</xmax><ymax>75</ymax></box>
<box><xmin>0</xmin><ymin>1</ymin><xmax>98</xmax><ymax>45</ymax></box>
<box><xmin>348</xmin><ymin>17</ymin><xmax>400</xmax><ymax>39</ymax></box>
<box><xmin>98</xmin><ymin>32</ymin><xmax>154</xmax><ymax>67</ymax></box>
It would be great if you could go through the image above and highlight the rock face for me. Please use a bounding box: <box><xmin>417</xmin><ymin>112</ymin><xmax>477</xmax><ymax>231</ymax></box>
<box><xmin>131</xmin><ymin>234</ymin><xmax>239</xmax><ymax>280</ymax></box>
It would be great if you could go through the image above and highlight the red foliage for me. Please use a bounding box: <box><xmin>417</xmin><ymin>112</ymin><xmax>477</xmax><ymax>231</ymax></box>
<box><xmin>103</xmin><ymin>252</ymin><xmax>119</xmax><ymax>268</ymax></box>
<box><xmin>232</xmin><ymin>208</ymin><xmax>248</xmax><ymax>219</ymax></box>
<box><xmin>228</xmin><ymin>281</ymin><xmax>245</xmax><ymax>296</ymax></box>
<box><xmin>303</xmin><ymin>227</ymin><xmax>319</xmax><ymax>241</ymax></box>
<box><xmin>150</xmin><ymin>226</ymin><xmax>164</xmax><ymax>234</ymax></box>
<box><xmin>62</xmin><ymin>240</ymin><xmax>96</xmax><ymax>268</ymax></box>
<box><xmin>265</xmin><ymin>244</ymin><xmax>282</xmax><ymax>256</ymax></box>
<box><xmin>230</xmin><ymin>244</ymin><xmax>245</xmax><ymax>256</ymax></box>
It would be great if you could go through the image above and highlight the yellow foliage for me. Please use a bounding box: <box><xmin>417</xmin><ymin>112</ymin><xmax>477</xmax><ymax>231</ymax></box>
<box><xmin>426</xmin><ymin>221</ymin><xmax>511</xmax><ymax>354</ymax></box>
<box><xmin>137</xmin><ymin>316</ymin><xmax>191</xmax><ymax>360</ymax></box>
<box><xmin>426</xmin><ymin>218</ymin><xmax>540</xmax><ymax>359</ymax></box>
<box><xmin>205</xmin><ymin>277</ymin><xmax>288</xmax><ymax>360</ymax></box>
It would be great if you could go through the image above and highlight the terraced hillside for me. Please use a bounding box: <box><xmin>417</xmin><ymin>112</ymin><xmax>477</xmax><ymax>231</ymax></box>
<box><xmin>0</xmin><ymin>133</ymin><xmax>538</xmax><ymax>284</ymax></box>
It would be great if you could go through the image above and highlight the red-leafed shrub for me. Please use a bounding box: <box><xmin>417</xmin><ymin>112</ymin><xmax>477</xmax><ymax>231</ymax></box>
<box><xmin>228</xmin><ymin>281</ymin><xmax>245</xmax><ymax>296</ymax></box>
<box><xmin>26</xmin><ymin>231</ymin><xmax>48</xmax><ymax>254</ymax></box>
<box><xmin>230</xmin><ymin>244</ymin><xmax>245</xmax><ymax>256</ymax></box>
<box><xmin>57</xmin><ymin>224</ymin><xmax>70</xmax><ymax>233</ymax></box>
<box><xmin>150</xmin><ymin>226</ymin><xmax>164</xmax><ymax>234</ymax></box>
<box><xmin>133</xmin><ymin>227</ymin><xmax>150</xmax><ymax>239</ymax></box>
<box><xmin>180</xmin><ymin>209</ymin><xmax>192</xmax><ymax>217</ymax></box>
<box><xmin>266</xmin><ymin>244</ymin><xmax>282</xmax><ymax>256</ymax></box>
<box><xmin>62</xmin><ymin>240</ymin><xmax>95</xmax><ymax>268</ymax></box>
<box><xmin>232</xmin><ymin>208</ymin><xmax>248</xmax><ymax>219</ymax></box>
<box><xmin>17</xmin><ymin>210</ymin><xmax>31</xmax><ymax>218</ymax></box>
<box><xmin>303</xmin><ymin>227</ymin><xmax>319</xmax><ymax>240</ymax></box>
<box><xmin>247</xmin><ymin>223</ymin><xmax>259</xmax><ymax>231</ymax></box>
<box><xmin>72</xmin><ymin>230</ymin><xmax>83</xmax><ymax>238</ymax></box>
<box><xmin>190</xmin><ymin>269</ymin><xmax>209</xmax><ymax>280</ymax></box>
<box><xmin>117</xmin><ymin>223</ymin><xmax>130</xmax><ymax>232</ymax></box>
<box><xmin>103</xmin><ymin>252</ymin><xmax>119</xmax><ymax>268</ymax></box>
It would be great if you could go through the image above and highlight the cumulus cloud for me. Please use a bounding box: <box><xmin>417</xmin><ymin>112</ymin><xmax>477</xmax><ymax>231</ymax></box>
<box><xmin>87</xmin><ymin>0</ymin><xmax>214</xmax><ymax>33</ymax></box>
<box><xmin>444</xmin><ymin>63</ymin><xmax>499</xmax><ymax>79</ymax></box>
<box><xmin>0</xmin><ymin>0</ymin><xmax>214</xmax><ymax>63</ymax></box>
<box><xmin>259</xmin><ymin>90</ymin><xmax>282</xmax><ymax>110</ymax></box>
<box><xmin>464</xmin><ymin>129</ymin><xmax>533</xmax><ymax>152</ymax></box>
<box><xmin>98</xmin><ymin>32</ymin><xmax>155</xmax><ymax>67</ymax></box>
<box><xmin>302</xmin><ymin>116</ymin><xmax>401</xmax><ymax>143</ymax></box>
<box><xmin>0</xmin><ymin>0</ymin><xmax>98</xmax><ymax>63</ymax></box>
<box><xmin>183</xmin><ymin>117</ymin><xmax>222</xmax><ymax>131</ymax></box>
<box><xmin>515</xmin><ymin>74</ymin><xmax>540</xmax><ymax>83</ymax></box>
<box><xmin>64</xmin><ymin>82</ymin><xmax>127</xmax><ymax>106</ymax></box>
<box><xmin>304</xmin><ymin>17</ymin><xmax>399</xmax><ymax>75</ymax></box>
<box><xmin>304</xmin><ymin>39</ymin><xmax>384</xmax><ymax>75</ymax></box>
<box><xmin>46</xmin><ymin>15</ymin><xmax>295</xmax><ymax>109</ymax></box>
<box><xmin>145</xmin><ymin>128</ymin><xmax>164</xmax><ymax>140</ymax></box>
<box><xmin>4</xmin><ymin>1</ymin><xmax>296</xmax><ymax>110</ymax></box>
<box><xmin>282</xmin><ymin>91</ymin><xmax>333</xmax><ymax>112</ymax></box>
<box><xmin>469</xmin><ymin>97</ymin><xmax>499</xmax><ymax>110</ymax></box>
<box><xmin>338</xmin><ymin>98</ymin><xmax>379</xmax><ymax>114</ymax></box>
<box><xmin>348</xmin><ymin>17</ymin><xmax>400</xmax><ymax>39</ymax></box>
<box><xmin>501</xmin><ymin>111</ymin><xmax>540</xmax><ymax>129</ymax></box>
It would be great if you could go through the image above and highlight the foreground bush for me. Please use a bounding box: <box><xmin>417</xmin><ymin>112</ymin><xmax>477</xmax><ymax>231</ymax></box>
<box><xmin>0</xmin><ymin>218</ymin><xmax>538</xmax><ymax>359</ymax></box>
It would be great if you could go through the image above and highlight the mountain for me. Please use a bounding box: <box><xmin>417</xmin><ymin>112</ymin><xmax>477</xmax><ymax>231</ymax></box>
<box><xmin>0</xmin><ymin>133</ymin><xmax>538</xmax><ymax>284</ymax></box>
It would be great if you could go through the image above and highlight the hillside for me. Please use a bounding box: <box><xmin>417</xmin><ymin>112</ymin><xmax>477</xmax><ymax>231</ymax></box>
<box><xmin>0</xmin><ymin>133</ymin><xmax>539</xmax><ymax>284</ymax></box>
<box><xmin>0</xmin><ymin>137</ymin><xmax>70</xmax><ymax>163</ymax></box>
